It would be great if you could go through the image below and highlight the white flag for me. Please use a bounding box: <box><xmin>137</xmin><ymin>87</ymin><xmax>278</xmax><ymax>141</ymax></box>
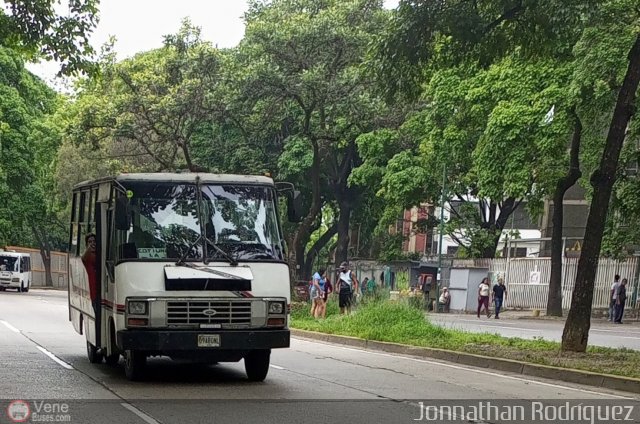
<box><xmin>543</xmin><ymin>105</ymin><xmax>555</xmax><ymax>125</ymax></box>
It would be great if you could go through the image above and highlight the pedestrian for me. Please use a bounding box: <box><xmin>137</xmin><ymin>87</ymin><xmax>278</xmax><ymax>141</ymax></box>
<box><xmin>439</xmin><ymin>287</ymin><xmax>451</xmax><ymax>313</ymax></box>
<box><xmin>322</xmin><ymin>276</ymin><xmax>333</xmax><ymax>318</ymax></box>
<box><xmin>337</xmin><ymin>261</ymin><xmax>358</xmax><ymax>315</ymax></box>
<box><xmin>361</xmin><ymin>277</ymin><xmax>369</xmax><ymax>297</ymax></box>
<box><xmin>610</xmin><ymin>274</ymin><xmax>621</xmax><ymax>322</ymax></box>
<box><xmin>492</xmin><ymin>277</ymin><xmax>507</xmax><ymax>319</ymax></box>
<box><xmin>477</xmin><ymin>277</ymin><xmax>492</xmax><ymax>318</ymax></box>
<box><xmin>614</xmin><ymin>278</ymin><xmax>628</xmax><ymax>324</ymax></box>
<box><xmin>610</xmin><ymin>274</ymin><xmax>621</xmax><ymax>321</ymax></box>
<box><xmin>309</xmin><ymin>269</ymin><xmax>326</xmax><ymax>319</ymax></box>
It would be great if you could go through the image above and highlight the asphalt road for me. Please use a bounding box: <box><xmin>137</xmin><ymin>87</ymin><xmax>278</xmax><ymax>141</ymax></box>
<box><xmin>427</xmin><ymin>312</ymin><xmax>640</xmax><ymax>349</ymax></box>
<box><xmin>1</xmin><ymin>289</ymin><xmax>639</xmax><ymax>424</ymax></box>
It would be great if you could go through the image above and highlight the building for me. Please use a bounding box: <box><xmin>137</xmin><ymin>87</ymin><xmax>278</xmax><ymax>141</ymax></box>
<box><xmin>397</xmin><ymin>199</ymin><xmax>541</xmax><ymax>258</ymax></box>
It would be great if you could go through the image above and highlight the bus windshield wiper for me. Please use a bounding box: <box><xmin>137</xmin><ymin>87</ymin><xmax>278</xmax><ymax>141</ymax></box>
<box><xmin>175</xmin><ymin>235</ymin><xmax>203</xmax><ymax>266</ymax></box>
<box><xmin>173</xmin><ymin>235</ymin><xmax>237</xmax><ymax>266</ymax></box>
<box><xmin>203</xmin><ymin>236</ymin><xmax>238</xmax><ymax>266</ymax></box>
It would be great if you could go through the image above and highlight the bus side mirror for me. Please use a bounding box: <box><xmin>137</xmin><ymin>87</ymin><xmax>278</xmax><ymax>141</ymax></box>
<box><xmin>115</xmin><ymin>195</ymin><xmax>131</xmax><ymax>230</ymax></box>
<box><xmin>287</xmin><ymin>190</ymin><xmax>304</xmax><ymax>223</ymax></box>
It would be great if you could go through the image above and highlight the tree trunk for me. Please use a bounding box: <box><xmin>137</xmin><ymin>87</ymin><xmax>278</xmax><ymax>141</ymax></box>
<box><xmin>303</xmin><ymin>222</ymin><xmax>338</xmax><ymax>279</ymax></box>
<box><xmin>334</xmin><ymin>201</ymin><xmax>352</xmax><ymax>265</ymax></box>
<box><xmin>31</xmin><ymin>225</ymin><xmax>53</xmax><ymax>287</ymax></box>
<box><xmin>562</xmin><ymin>34</ymin><xmax>640</xmax><ymax>352</ymax></box>
<box><xmin>480</xmin><ymin>198</ymin><xmax>516</xmax><ymax>259</ymax></box>
<box><xmin>547</xmin><ymin>112</ymin><xmax>582</xmax><ymax>317</ymax></box>
<box><xmin>292</xmin><ymin>135</ymin><xmax>323</xmax><ymax>281</ymax></box>
<box><xmin>481</xmin><ymin>230</ymin><xmax>502</xmax><ymax>259</ymax></box>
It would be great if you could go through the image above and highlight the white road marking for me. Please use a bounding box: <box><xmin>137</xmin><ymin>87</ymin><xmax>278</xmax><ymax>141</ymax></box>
<box><xmin>440</xmin><ymin>321</ymin><xmax>540</xmax><ymax>332</ymax></box>
<box><xmin>0</xmin><ymin>320</ymin><xmax>20</xmax><ymax>333</ymax></box>
<box><xmin>270</xmin><ymin>364</ymin><xmax>285</xmax><ymax>370</ymax></box>
<box><xmin>293</xmin><ymin>338</ymin><xmax>635</xmax><ymax>400</ymax></box>
<box><xmin>456</xmin><ymin>319</ymin><xmax>522</xmax><ymax>326</ymax></box>
<box><xmin>36</xmin><ymin>346</ymin><xmax>73</xmax><ymax>370</ymax></box>
<box><xmin>592</xmin><ymin>328</ymin><xmax>640</xmax><ymax>334</ymax></box>
<box><xmin>120</xmin><ymin>403</ymin><xmax>161</xmax><ymax>424</ymax></box>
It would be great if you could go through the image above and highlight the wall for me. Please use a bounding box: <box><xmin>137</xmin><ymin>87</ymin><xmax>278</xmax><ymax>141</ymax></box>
<box><xmin>5</xmin><ymin>246</ymin><xmax>68</xmax><ymax>289</ymax></box>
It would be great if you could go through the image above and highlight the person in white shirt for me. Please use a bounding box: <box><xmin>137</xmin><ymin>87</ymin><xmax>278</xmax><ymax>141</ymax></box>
<box><xmin>609</xmin><ymin>274</ymin><xmax>620</xmax><ymax>322</ymax></box>
<box><xmin>337</xmin><ymin>262</ymin><xmax>358</xmax><ymax>315</ymax></box>
<box><xmin>477</xmin><ymin>277</ymin><xmax>492</xmax><ymax>318</ymax></box>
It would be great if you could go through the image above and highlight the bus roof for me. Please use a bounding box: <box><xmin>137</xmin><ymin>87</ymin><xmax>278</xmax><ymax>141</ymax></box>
<box><xmin>0</xmin><ymin>252</ymin><xmax>29</xmax><ymax>257</ymax></box>
<box><xmin>73</xmin><ymin>173</ymin><xmax>275</xmax><ymax>190</ymax></box>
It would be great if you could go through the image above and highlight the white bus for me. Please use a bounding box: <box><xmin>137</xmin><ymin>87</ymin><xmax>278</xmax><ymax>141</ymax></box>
<box><xmin>0</xmin><ymin>252</ymin><xmax>32</xmax><ymax>292</ymax></box>
<box><xmin>68</xmin><ymin>173</ymin><xmax>301</xmax><ymax>381</ymax></box>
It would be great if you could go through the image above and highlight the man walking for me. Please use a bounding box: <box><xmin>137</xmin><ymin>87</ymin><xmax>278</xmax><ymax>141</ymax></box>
<box><xmin>610</xmin><ymin>274</ymin><xmax>621</xmax><ymax>322</ymax></box>
<box><xmin>337</xmin><ymin>262</ymin><xmax>358</xmax><ymax>315</ymax></box>
<box><xmin>492</xmin><ymin>277</ymin><xmax>507</xmax><ymax>319</ymax></box>
<box><xmin>614</xmin><ymin>278</ymin><xmax>628</xmax><ymax>324</ymax></box>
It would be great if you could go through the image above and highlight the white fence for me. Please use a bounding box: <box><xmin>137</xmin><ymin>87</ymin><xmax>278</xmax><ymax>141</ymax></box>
<box><xmin>487</xmin><ymin>257</ymin><xmax>640</xmax><ymax>310</ymax></box>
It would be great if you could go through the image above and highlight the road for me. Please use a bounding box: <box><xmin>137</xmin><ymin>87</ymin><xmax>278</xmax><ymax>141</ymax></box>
<box><xmin>427</xmin><ymin>311</ymin><xmax>640</xmax><ymax>349</ymax></box>
<box><xmin>0</xmin><ymin>290</ymin><xmax>639</xmax><ymax>424</ymax></box>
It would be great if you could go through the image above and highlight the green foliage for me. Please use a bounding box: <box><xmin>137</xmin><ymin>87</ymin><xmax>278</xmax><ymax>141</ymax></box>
<box><xmin>0</xmin><ymin>0</ymin><xmax>99</xmax><ymax>75</ymax></box>
<box><xmin>291</xmin><ymin>300</ymin><xmax>640</xmax><ymax>378</ymax></box>
<box><xmin>0</xmin><ymin>45</ymin><xmax>58</xmax><ymax>247</ymax></box>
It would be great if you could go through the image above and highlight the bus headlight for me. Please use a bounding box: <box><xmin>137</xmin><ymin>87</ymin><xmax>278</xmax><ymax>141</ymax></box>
<box><xmin>128</xmin><ymin>300</ymin><xmax>148</xmax><ymax>315</ymax></box>
<box><xmin>268</xmin><ymin>301</ymin><xmax>285</xmax><ymax>315</ymax></box>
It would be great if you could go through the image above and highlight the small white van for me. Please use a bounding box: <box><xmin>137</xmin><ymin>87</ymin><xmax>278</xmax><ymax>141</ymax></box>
<box><xmin>0</xmin><ymin>252</ymin><xmax>32</xmax><ymax>292</ymax></box>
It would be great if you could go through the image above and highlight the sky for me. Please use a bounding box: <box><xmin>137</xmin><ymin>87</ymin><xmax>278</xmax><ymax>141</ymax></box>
<box><xmin>27</xmin><ymin>0</ymin><xmax>401</xmax><ymax>86</ymax></box>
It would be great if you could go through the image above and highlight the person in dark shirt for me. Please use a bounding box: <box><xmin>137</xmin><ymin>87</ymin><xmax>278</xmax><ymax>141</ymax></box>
<box><xmin>492</xmin><ymin>277</ymin><xmax>507</xmax><ymax>319</ymax></box>
<box><xmin>614</xmin><ymin>278</ymin><xmax>628</xmax><ymax>324</ymax></box>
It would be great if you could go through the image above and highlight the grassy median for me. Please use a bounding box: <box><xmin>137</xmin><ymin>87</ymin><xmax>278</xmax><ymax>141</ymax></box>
<box><xmin>290</xmin><ymin>296</ymin><xmax>640</xmax><ymax>379</ymax></box>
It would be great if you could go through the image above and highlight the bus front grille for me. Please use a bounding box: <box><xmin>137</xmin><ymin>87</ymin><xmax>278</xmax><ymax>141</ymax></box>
<box><xmin>166</xmin><ymin>300</ymin><xmax>252</xmax><ymax>327</ymax></box>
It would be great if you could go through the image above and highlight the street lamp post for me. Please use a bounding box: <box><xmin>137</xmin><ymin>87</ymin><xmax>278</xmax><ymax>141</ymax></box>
<box><xmin>436</xmin><ymin>163</ymin><xmax>447</xmax><ymax>313</ymax></box>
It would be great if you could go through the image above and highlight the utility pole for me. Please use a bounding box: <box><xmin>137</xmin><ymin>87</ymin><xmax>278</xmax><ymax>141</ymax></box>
<box><xmin>436</xmin><ymin>163</ymin><xmax>447</xmax><ymax>313</ymax></box>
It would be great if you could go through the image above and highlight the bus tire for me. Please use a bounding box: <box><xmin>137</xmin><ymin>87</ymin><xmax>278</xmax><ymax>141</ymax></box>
<box><xmin>105</xmin><ymin>320</ymin><xmax>120</xmax><ymax>366</ymax></box>
<box><xmin>124</xmin><ymin>350</ymin><xmax>146</xmax><ymax>381</ymax></box>
<box><xmin>19</xmin><ymin>282</ymin><xmax>24</xmax><ymax>292</ymax></box>
<box><xmin>87</xmin><ymin>341</ymin><xmax>103</xmax><ymax>364</ymax></box>
<box><xmin>244</xmin><ymin>349</ymin><xmax>270</xmax><ymax>382</ymax></box>
<box><xmin>105</xmin><ymin>353</ymin><xmax>120</xmax><ymax>366</ymax></box>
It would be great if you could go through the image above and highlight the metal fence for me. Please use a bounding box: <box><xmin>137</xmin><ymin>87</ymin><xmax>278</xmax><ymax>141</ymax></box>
<box><xmin>493</xmin><ymin>257</ymin><xmax>639</xmax><ymax>310</ymax></box>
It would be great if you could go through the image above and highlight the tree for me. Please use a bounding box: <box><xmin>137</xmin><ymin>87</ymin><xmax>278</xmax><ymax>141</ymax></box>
<box><xmin>237</xmin><ymin>0</ymin><xmax>390</xmax><ymax>278</ymax></box>
<box><xmin>356</xmin><ymin>56</ymin><xmax>572</xmax><ymax>258</ymax></box>
<box><xmin>69</xmin><ymin>20</ymin><xmax>228</xmax><ymax>172</ymax></box>
<box><xmin>377</xmin><ymin>0</ymin><xmax>640</xmax><ymax>350</ymax></box>
<box><xmin>0</xmin><ymin>45</ymin><xmax>58</xmax><ymax>246</ymax></box>
<box><xmin>0</xmin><ymin>0</ymin><xmax>99</xmax><ymax>75</ymax></box>
<box><xmin>562</xmin><ymin>27</ymin><xmax>640</xmax><ymax>352</ymax></box>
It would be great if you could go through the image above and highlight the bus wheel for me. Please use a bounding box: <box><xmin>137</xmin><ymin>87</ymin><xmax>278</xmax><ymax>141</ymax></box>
<box><xmin>87</xmin><ymin>341</ymin><xmax>103</xmax><ymax>364</ymax></box>
<box><xmin>244</xmin><ymin>349</ymin><xmax>270</xmax><ymax>382</ymax></box>
<box><xmin>124</xmin><ymin>350</ymin><xmax>146</xmax><ymax>381</ymax></box>
<box><xmin>19</xmin><ymin>282</ymin><xmax>24</xmax><ymax>292</ymax></box>
<box><xmin>105</xmin><ymin>353</ymin><xmax>120</xmax><ymax>366</ymax></box>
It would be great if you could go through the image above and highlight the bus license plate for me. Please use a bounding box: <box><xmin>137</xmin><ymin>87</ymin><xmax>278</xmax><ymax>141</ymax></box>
<box><xmin>197</xmin><ymin>334</ymin><xmax>220</xmax><ymax>347</ymax></box>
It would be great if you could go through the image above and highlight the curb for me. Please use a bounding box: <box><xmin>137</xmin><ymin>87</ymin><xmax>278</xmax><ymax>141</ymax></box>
<box><xmin>291</xmin><ymin>328</ymin><xmax>640</xmax><ymax>395</ymax></box>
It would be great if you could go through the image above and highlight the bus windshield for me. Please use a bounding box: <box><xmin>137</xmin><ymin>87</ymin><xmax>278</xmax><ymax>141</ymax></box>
<box><xmin>0</xmin><ymin>255</ymin><xmax>18</xmax><ymax>272</ymax></box>
<box><xmin>119</xmin><ymin>182</ymin><xmax>284</xmax><ymax>262</ymax></box>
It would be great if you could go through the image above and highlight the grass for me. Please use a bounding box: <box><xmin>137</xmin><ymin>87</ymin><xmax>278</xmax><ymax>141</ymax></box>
<box><xmin>290</xmin><ymin>296</ymin><xmax>640</xmax><ymax>379</ymax></box>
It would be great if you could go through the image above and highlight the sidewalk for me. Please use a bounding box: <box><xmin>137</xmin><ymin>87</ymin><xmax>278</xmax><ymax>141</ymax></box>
<box><xmin>427</xmin><ymin>308</ymin><xmax>640</xmax><ymax>323</ymax></box>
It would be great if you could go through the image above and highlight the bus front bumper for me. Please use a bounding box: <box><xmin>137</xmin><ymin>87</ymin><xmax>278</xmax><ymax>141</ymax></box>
<box><xmin>117</xmin><ymin>329</ymin><xmax>290</xmax><ymax>351</ymax></box>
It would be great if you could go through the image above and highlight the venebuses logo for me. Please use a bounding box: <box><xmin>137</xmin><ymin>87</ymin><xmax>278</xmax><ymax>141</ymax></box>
<box><xmin>6</xmin><ymin>399</ymin><xmax>30</xmax><ymax>423</ymax></box>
